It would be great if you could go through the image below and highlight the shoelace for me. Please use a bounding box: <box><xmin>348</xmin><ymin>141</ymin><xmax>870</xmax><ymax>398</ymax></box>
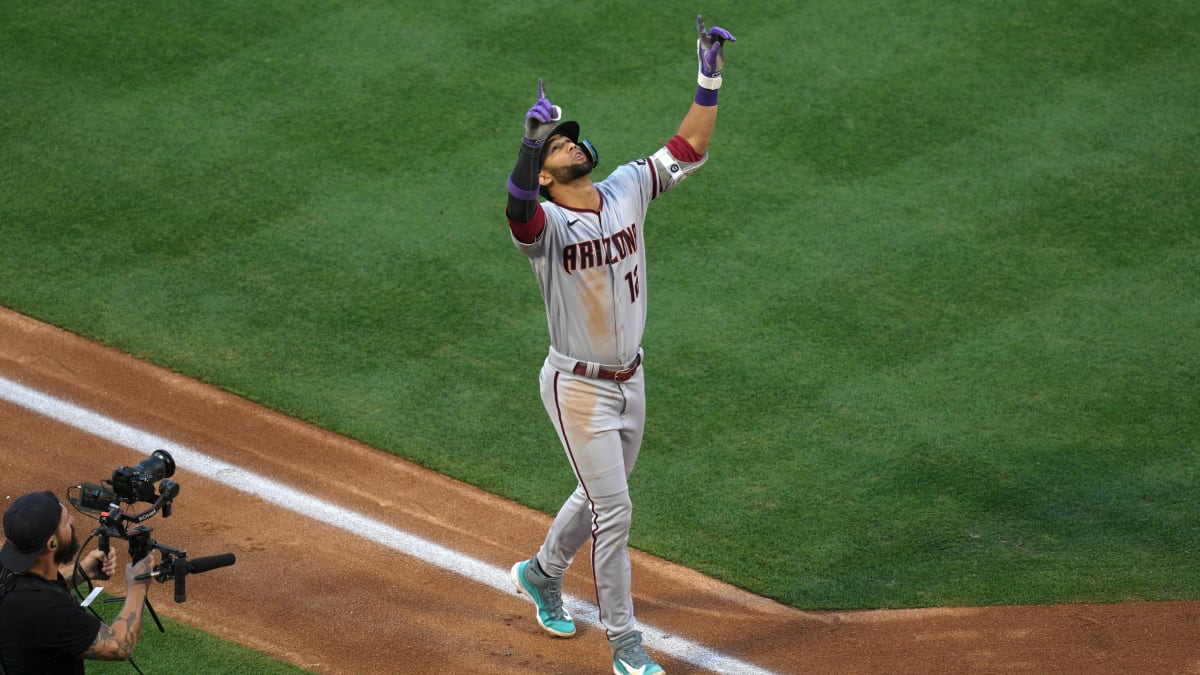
<box><xmin>543</xmin><ymin>578</ymin><xmax>568</xmax><ymax>618</ymax></box>
<box><xmin>615</xmin><ymin>642</ymin><xmax>654</xmax><ymax>667</ymax></box>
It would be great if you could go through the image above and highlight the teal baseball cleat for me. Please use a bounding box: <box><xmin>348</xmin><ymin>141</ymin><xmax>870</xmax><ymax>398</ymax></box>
<box><xmin>610</xmin><ymin>631</ymin><xmax>664</xmax><ymax>675</ymax></box>
<box><xmin>510</xmin><ymin>558</ymin><xmax>576</xmax><ymax>638</ymax></box>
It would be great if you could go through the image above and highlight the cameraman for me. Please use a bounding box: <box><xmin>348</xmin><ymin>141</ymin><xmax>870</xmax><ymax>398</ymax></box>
<box><xmin>0</xmin><ymin>490</ymin><xmax>154</xmax><ymax>674</ymax></box>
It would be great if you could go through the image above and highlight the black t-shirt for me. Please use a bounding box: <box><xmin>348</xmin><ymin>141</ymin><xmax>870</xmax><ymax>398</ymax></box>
<box><xmin>0</xmin><ymin>571</ymin><xmax>100</xmax><ymax>675</ymax></box>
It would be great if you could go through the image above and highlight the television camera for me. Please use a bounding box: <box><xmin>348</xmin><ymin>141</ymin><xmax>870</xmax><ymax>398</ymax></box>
<box><xmin>68</xmin><ymin>449</ymin><xmax>235</xmax><ymax>603</ymax></box>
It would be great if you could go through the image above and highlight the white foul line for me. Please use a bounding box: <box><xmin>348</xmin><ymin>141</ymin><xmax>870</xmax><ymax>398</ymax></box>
<box><xmin>0</xmin><ymin>375</ymin><xmax>776</xmax><ymax>675</ymax></box>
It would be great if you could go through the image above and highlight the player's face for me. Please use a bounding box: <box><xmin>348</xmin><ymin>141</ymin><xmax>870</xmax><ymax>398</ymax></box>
<box><xmin>543</xmin><ymin>134</ymin><xmax>591</xmax><ymax>171</ymax></box>
<box><xmin>541</xmin><ymin>134</ymin><xmax>594</xmax><ymax>186</ymax></box>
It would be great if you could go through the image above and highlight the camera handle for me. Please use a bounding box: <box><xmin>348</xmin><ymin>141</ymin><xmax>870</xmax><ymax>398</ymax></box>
<box><xmin>91</xmin><ymin>507</ymin><xmax>131</xmax><ymax>582</ymax></box>
<box><xmin>173</xmin><ymin>558</ymin><xmax>189</xmax><ymax>603</ymax></box>
<box><xmin>95</xmin><ymin>530</ymin><xmax>111</xmax><ymax>581</ymax></box>
<box><xmin>135</xmin><ymin>547</ymin><xmax>229</xmax><ymax>604</ymax></box>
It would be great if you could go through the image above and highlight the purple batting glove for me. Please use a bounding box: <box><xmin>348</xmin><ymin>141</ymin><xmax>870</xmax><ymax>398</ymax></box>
<box><xmin>696</xmin><ymin>15</ymin><xmax>736</xmax><ymax>89</ymax></box>
<box><xmin>523</xmin><ymin>79</ymin><xmax>563</xmax><ymax>147</ymax></box>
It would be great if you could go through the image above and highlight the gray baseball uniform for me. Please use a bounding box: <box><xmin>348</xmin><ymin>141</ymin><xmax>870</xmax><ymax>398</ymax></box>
<box><xmin>512</xmin><ymin>145</ymin><xmax>707</xmax><ymax>639</ymax></box>
<box><xmin>505</xmin><ymin>17</ymin><xmax>733</xmax><ymax>674</ymax></box>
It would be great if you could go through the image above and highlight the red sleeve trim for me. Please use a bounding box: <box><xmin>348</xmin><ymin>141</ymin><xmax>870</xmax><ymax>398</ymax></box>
<box><xmin>508</xmin><ymin>204</ymin><xmax>546</xmax><ymax>244</ymax></box>
<box><xmin>666</xmin><ymin>134</ymin><xmax>703</xmax><ymax>162</ymax></box>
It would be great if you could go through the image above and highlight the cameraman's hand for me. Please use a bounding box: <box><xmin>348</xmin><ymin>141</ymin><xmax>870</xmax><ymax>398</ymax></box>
<box><xmin>98</xmin><ymin>548</ymin><xmax>118</xmax><ymax>579</ymax></box>
<box><xmin>126</xmin><ymin>555</ymin><xmax>155</xmax><ymax>591</ymax></box>
<box><xmin>78</xmin><ymin>549</ymin><xmax>103</xmax><ymax>578</ymax></box>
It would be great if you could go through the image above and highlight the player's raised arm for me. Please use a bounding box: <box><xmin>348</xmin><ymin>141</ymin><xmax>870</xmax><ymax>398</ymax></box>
<box><xmin>646</xmin><ymin>15</ymin><xmax>736</xmax><ymax>198</ymax></box>
<box><xmin>676</xmin><ymin>15</ymin><xmax>736</xmax><ymax>156</ymax></box>
<box><xmin>506</xmin><ymin>79</ymin><xmax>561</xmax><ymax>239</ymax></box>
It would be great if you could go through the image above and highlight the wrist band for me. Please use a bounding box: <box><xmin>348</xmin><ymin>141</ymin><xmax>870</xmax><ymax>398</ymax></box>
<box><xmin>694</xmin><ymin>85</ymin><xmax>719</xmax><ymax>107</ymax></box>
<box><xmin>523</xmin><ymin>136</ymin><xmax>546</xmax><ymax>149</ymax></box>
<box><xmin>508</xmin><ymin>176</ymin><xmax>540</xmax><ymax>202</ymax></box>
<box><xmin>697</xmin><ymin>73</ymin><xmax>722</xmax><ymax>90</ymax></box>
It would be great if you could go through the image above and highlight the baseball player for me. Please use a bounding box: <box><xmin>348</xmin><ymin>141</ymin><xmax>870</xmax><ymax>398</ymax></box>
<box><xmin>504</xmin><ymin>14</ymin><xmax>736</xmax><ymax>675</ymax></box>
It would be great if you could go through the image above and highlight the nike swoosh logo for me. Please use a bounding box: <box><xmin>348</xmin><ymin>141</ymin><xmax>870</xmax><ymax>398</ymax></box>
<box><xmin>617</xmin><ymin>659</ymin><xmax>648</xmax><ymax>675</ymax></box>
<box><xmin>567</xmin><ymin>218</ymin><xmax>581</xmax><ymax>228</ymax></box>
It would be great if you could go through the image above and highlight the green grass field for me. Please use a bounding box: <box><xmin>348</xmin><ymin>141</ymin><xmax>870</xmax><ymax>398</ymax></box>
<box><xmin>84</xmin><ymin>600</ymin><xmax>309</xmax><ymax>675</ymax></box>
<box><xmin>3</xmin><ymin>0</ymin><xmax>1199</xmax><ymax>669</ymax></box>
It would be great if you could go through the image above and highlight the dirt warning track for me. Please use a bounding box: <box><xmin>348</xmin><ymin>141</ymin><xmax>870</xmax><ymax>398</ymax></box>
<box><xmin>1</xmin><ymin>307</ymin><xmax>1196</xmax><ymax>674</ymax></box>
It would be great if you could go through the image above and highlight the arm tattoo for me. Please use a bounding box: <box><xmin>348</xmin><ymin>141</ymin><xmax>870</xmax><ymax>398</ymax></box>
<box><xmin>82</xmin><ymin>602</ymin><xmax>143</xmax><ymax>660</ymax></box>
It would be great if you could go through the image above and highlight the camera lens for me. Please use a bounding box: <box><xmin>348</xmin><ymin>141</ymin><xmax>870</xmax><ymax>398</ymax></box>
<box><xmin>135</xmin><ymin>449</ymin><xmax>176</xmax><ymax>481</ymax></box>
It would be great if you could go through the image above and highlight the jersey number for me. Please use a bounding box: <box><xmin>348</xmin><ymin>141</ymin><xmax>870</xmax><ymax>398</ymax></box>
<box><xmin>624</xmin><ymin>266</ymin><xmax>640</xmax><ymax>303</ymax></box>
